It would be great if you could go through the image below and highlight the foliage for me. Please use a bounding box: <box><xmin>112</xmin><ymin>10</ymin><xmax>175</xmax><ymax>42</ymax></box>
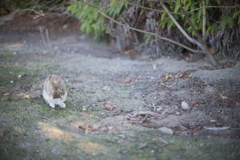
<box><xmin>67</xmin><ymin>0</ymin><xmax>240</xmax><ymax>61</ymax></box>
<box><xmin>67</xmin><ymin>0</ymin><xmax>128</xmax><ymax>41</ymax></box>
<box><xmin>68</xmin><ymin>2</ymin><xmax>108</xmax><ymax>42</ymax></box>
<box><xmin>159</xmin><ymin>0</ymin><xmax>240</xmax><ymax>35</ymax></box>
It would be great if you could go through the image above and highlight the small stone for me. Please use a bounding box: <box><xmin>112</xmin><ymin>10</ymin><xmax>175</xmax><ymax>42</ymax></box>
<box><xmin>181</xmin><ymin>101</ymin><xmax>189</xmax><ymax>110</ymax></box>
<box><xmin>158</xmin><ymin>127</ymin><xmax>173</xmax><ymax>135</ymax></box>
<box><xmin>107</xmin><ymin>126</ymin><xmax>113</xmax><ymax>130</ymax></box>
<box><xmin>153</xmin><ymin>64</ymin><xmax>157</xmax><ymax>70</ymax></box>
<box><xmin>82</xmin><ymin>106</ymin><xmax>87</xmax><ymax>111</ymax></box>
<box><xmin>10</xmin><ymin>80</ymin><xmax>13</xmax><ymax>83</ymax></box>
<box><xmin>176</xmin><ymin>112</ymin><xmax>181</xmax><ymax>116</ymax></box>
<box><xmin>119</xmin><ymin>134</ymin><xmax>125</xmax><ymax>138</ymax></box>
<box><xmin>103</xmin><ymin>86</ymin><xmax>111</xmax><ymax>91</ymax></box>
<box><xmin>157</xmin><ymin>107</ymin><xmax>162</xmax><ymax>112</ymax></box>
<box><xmin>173</xmin><ymin>105</ymin><xmax>178</xmax><ymax>109</ymax></box>
<box><xmin>62</xmin><ymin>24</ymin><xmax>68</xmax><ymax>29</ymax></box>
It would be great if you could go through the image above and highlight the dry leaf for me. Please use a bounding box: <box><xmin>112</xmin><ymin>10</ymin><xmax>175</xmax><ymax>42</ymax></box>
<box><xmin>124</xmin><ymin>79</ymin><xmax>132</xmax><ymax>83</ymax></box>
<box><xmin>165</xmin><ymin>75</ymin><xmax>171</xmax><ymax>79</ymax></box>
<box><xmin>104</xmin><ymin>104</ymin><xmax>115</xmax><ymax>111</ymax></box>
<box><xmin>23</xmin><ymin>94</ymin><xmax>30</xmax><ymax>99</ymax></box>
<box><xmin>220</xmin><ymin>96</ymin><xmax>229</xmax><ymax>100</ymax></box>
<box><xmin>190</xmin><ymin>91</ymin><xmax>201</xmax><ymax>94</ymax></box>
<box><xmin>104</xmin><ymin>104</ymin><xmax>111</xmax><ymax>108</ymax></box>
<box><xmin>194</xmin><ymin>104</ymin><xmax>199</xmax><ymax>107</ymax></box>
<box><xmin>3</xmin><ymin>92</ymin><xmax>10</xmax><ymax>96</ymax></box>
<box><xmin>158</xmin><ymin>62</ymin><xmax>163</xmax><ymax>65</ymax></box>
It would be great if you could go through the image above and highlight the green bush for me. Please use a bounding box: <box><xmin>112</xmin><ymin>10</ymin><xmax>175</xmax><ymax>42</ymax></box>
<box><xmin>67</xmin><ymin>0</ymin><xmax>128</xmax><ymax>42</ymax></box>
<box><xmin>159</xmin><ymin>0</ymin><xmax>240</xmax><ymax>35</ymax></box>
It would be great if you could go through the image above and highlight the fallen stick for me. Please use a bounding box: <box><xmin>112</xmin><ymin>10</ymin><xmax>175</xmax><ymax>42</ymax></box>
<box><xmin>133</xmin><ymin>111</ymin><xmax>162</xmax><ymax>117</ymax></box>
<box><xmin>140</xmin><ymin>114</ymin><xmax>148</xmax><ymax>123</ymax></box>
<box><xmin>152</xmin><ymin>102</ymin><xmax>156</xmax><ymax>112</ymax></box>
<box><xmin>204</xmin><ymin>126</ymin><xmax>230</xmax><ymax>130</ymax></box>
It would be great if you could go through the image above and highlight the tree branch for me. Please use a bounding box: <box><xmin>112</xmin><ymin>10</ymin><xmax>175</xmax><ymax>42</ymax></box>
<box><xmin>123</xmin><ymin>0</ymin><xmax>239</xmax><ymax>15</ymax></box>
<box><xmin>123</xmin><ymin>0</ymin><xmax>183</xmax><ymax>15</ymax></box>
<box><xmin>178</xmin><ymin>0</ymin><xmax>205</xmax><ymax>48</ymax></box>
<box><xmin>161</xmin><ymin>2</ymin><xmax>202</xmax><ymax>48</ymax></box>
<box><xmin>202</xmin><ymin>0</ymin><xmax>206</xmax><ymax>41</ymax></box>
<box><xmin>81</xmin><ymin>2</ymin><xmax>205</xmax><ymax>54</ymax></box>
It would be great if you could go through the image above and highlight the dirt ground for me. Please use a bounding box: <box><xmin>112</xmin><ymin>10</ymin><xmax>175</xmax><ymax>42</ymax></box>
<box><xmin>0</xmin><ymin>14</ymin><xmax>240</xmax><ymax>160</ymax></box>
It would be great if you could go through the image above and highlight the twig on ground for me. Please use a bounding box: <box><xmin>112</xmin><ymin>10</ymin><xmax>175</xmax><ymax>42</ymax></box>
<box><xmin>137</xmin><ymin>143</ymin><xmax>148</xmax><ymax>150</ymax></box>
<box><xmin>133</xmin><ymin>111</ymin><xmax>161</xmax><ymax>117</ymax></box>
<box><xmin>152</xmin><ymin>102</ymin><xmax>156</xmax><ymax>112</ymax></box>
<box><xmin>142</xmin><ymin>102</ymin><xmax>157</xmax><ymax>112</ymax></box>
<box><xmin>142</xmin><ymin>102</ymin><xmax>152</xmax><ymax>108</ymax></box>
<box><xmin>204</xmin><ymin>126</ymin><xmax>230</xmax><ymax>130</ymax></box>
<box><xmin>160</xmin><ymin>111</ymin><xmax>166</xmax><ymax>116</ymax></box>
<box><xmin>160</xmin><ymin>139</ymin><xmax>169</xmax><ymax>146</ymax></box>
<box><xmin>140</xmin><ymin>114</ymin><xmax>148</xmax><ymax>123</ymax></box>
<box><xmin>41</xmin><ymin>117</ymin><xmax>50</xmax><ymax>120</ymax></box>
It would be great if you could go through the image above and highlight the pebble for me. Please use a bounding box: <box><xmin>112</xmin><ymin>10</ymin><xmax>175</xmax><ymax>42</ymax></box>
<box><xmin>176</xmin><ymin>112</ymin><xmax>181</xmax><ymax>116</ymax></box>
<box><xmin>152</xmin><ymin>64</ymin><xmax>157</xmax><ymax>70</ymax></box>
<box><xmin>157</xmin><ymin>107</ymin><xmax>162</xmax><ymax>112</ymax></box>
<box><xmin>103</xmin><ymin>86</ymin><xmax>111</xmax><ymax>91</ymax></box>
<box><xmin>158</xmin><ymin>127</ymin><xmax>173</xmax><ymax>135</ymax></box>
<box><xmin>181</xmin><ymin>101</ymin><xmax>189</xmax><ymax>110</ymax></box>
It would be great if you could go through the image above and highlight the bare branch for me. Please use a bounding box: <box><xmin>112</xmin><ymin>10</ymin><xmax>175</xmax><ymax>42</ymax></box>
<box><xmin>122</xmin><ymin>0</ymin><xmax>239</xmax><ymax>15</ymax></box>
<box><xmin>161</xmin><ymin>2</ymin><xmax>202</xmax><ymax>48</ymax></box>
<box><xmin>202</xmin><ymin>0</ymin><xmax>206</xmax><ymax>41</ymax></box>
<box><xmin>123</xmin><ymin>0</ymin><xmax>183</xmax><ymax>15</ymax></box>
<box><xmin>178</xmin><ymin>0</ymin><xmax>205</xmax><ymax>47</ymax></box>
<box><xmin>140</xmin><ymin>114</ymin><xmax>148</xmax><ymax>123</ymax></box>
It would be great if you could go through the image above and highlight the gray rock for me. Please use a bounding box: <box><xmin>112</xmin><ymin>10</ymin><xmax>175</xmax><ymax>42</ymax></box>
<box><xmin>181</xmin><ymin>101</ymin><xmax>189</xmax><ymax>110</ymax></box>
<box><xmin>158</xmin><ymin>127</ymin><xmax>173</xmax><ymax>135</ymax></box>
